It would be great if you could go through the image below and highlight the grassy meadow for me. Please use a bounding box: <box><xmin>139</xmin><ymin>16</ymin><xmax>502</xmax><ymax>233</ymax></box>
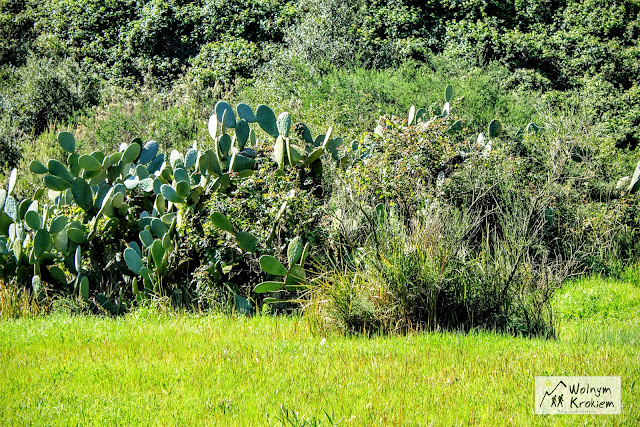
<box><xmin>1</xmin><ymin>272</ymin><xmax>638</xmax><ymax>426</ymax></box>
<box><xmin>2</xmin><ymin>1</ymin><xmax>640</xmax><ymax>425</ymax></box>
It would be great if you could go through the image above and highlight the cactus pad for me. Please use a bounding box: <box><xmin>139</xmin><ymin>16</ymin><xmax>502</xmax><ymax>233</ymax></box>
<box><xmin>210</xmin><ymin>211</ymin><xmax>236</xmax><ymax>234</ymax></box>
<box><xmin>139</xmin><ymin>140</ymin><xmax>159</xmax><ymax>164</ymax></box>
<box><xmin>236</xmin><ymin>103</ymin><xmax>256</xmax><ymax>122</ymax></box>
<box><xmin>259</xmin><ymin>255</ymin><xmax>288</xmax><ymax>276</ymax></box>
<box><xmin>215</xmin><ymin>101</ymin><xmax>236</xmax><ymax>128</ymax></box>
<box><xmin>57</xmin><ymin>131</ymin><xmax>76</xmax><ymax>153</ymax></box>
<box><xmin>256</xmin><ymin>105</ymin><xmax>279</xmax><ymax>138</ymax></box>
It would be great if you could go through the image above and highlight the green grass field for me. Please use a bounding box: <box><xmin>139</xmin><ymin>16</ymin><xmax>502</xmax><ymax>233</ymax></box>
<box><xmin>1</xmin><ymin>274</ymin><xmax>638</xmax><ymax>426</ymax></box>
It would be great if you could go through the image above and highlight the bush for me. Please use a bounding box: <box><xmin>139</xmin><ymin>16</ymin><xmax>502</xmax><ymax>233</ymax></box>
<box><xmin>308</xmin><ymin>90</ymin><xmax>640</xmax><ymax>335</ymax></box>
<box><xmin>187</xmin><ymin>37</ymin><xmax>261</xmax><ymax>88</ymax></box>
<box><xmin>279</xmin><ymin>0</ymin><xmax>426</xmax><ymax>72</ymax></box>
<box><xmin>0</xmin><ymin>56</ymin><xmax>100</xmax><ymax>136</ymax></box>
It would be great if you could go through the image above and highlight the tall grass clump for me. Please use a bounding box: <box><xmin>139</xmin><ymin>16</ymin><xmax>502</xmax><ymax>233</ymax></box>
<box><xmin>307</xmin><ymin>94</ymin><xmax>637</xmax><ymax>336</ymax></box>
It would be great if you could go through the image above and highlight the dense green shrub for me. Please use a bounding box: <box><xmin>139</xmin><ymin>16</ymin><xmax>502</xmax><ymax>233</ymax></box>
<box><xmin>187</xmin><ymin>37</ymin><xmax>261</xmax><ymax>88</ymax></box>
<box><xmin>308</xmin><ymin>88</ymin><xmax>640</xmax><ymax>335</ymax></box>
<box><xmin>278</xmin><ymin>0</ymin><xmax>427</xmax><ymax>72</ymax></box>
<box><xmin>0</xmin><ymin>56</ymin><xmax>100</xmax><ymax>135</ymax></box>
<box><xmin>21</xmin><ymin>0</ymin><xmax>293</xmax><ymax>86</ymax></box>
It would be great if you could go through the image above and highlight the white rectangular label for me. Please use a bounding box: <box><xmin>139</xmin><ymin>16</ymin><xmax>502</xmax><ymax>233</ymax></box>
<box><xmin>535</xmin><ymin>376</ymin><xmax>621</xmax><ymax>414</ymax></box>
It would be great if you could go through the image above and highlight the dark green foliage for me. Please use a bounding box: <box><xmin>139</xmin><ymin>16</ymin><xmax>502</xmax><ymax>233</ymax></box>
<box><xmin>0</xmin><ymin>57</ymin><xmax>100</xmax><ymax>135</ymax></box>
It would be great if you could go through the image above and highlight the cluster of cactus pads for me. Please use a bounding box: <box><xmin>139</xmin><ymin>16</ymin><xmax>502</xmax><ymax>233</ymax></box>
<box><xmin>0</xmin><ymin>101</ymin><xmax>330</xmax><ymax>314</ymax></box>
<box><xmin>1</xmin><ymin>89</ymin><xmax>540</xmax><ymax>313</ymax></box>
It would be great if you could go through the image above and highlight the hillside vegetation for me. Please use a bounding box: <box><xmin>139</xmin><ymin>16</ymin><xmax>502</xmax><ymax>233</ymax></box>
<box><xmin>1</xmin><ymin>0</ymin><xmax>640</xmax><ymax>335</ymax></box>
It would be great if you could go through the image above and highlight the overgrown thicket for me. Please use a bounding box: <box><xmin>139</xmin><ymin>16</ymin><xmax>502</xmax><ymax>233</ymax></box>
<box><xmin>2</xmin><ymin>88</ymin><xmax>639</xmax><ymax>337</ymax></box>
<box><xmin>2</xmin><ymin>1</ymin><xmax>640</xmax><ymax>335</ymax></box>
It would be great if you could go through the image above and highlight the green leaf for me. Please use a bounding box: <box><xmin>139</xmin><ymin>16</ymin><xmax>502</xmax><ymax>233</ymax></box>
<box><xmin>29</xmin><ymin>160</ymin><xmax>48</xmax><ymax>174</ymax></box>
<box><xmin>0</xmin><ymin>213</ymin><xmax>11</xmax><ymax>237</ymax></box>
<box><xmin>0</xmin><ymin>189</ymin><xmax>5</xmax><ymax>211</ymax></box>
<box><xmin>218</xmin><ymin>134</ymin><xmax>232</xmax><ymax>158</ymax></box>
<box><xmin>287</xmin><ymin>142</ymin><xmax>306</xmax><ymax>167</ymax></box>
<box><xmin>48</xmin><ymin>266</ymin><xmax>68</xmax><ymax>286</ymax></box>
<box><xmin>199</xmin><ymin>149</ymin><xmax>221</xmax><ymax>176</ymax></box>
<box><xmin>284</xmin><ymin>264</ymin><xmax>307</xmax><ymax>289</ymax></box>
<box><xmin>121</xmin><ymin>142</ymin><xmax>142</xmax><ymax>164</ymax></box>
<box><xmin>129</xmin><ymin>241</ymin><xmax>142</xmax><ymax>258</ymax></box>
<box><xmin>215</xmin><ymin>101</ymin><xmax>236</xmax><ymax>128</ymax></box>
<box><xmin>236</xmin><ymin>120</ymin><xmax>250</xmax><ymax>149</ymax></box>
<box><xmin>71</xmin><ymin>178</ymin><xmax>93</xmax><ymax>211</ymax></box>
<box><xmin>210</xmin><ymin>212</ymin><xmax>236</xmax><ymax>234</ymax></box>
<box><xmin>277</xmin><ymin>112</ymin><xmax>292</xmax><ymax>138</ymax></box>
<box><xmin>139</xmin><ymin>229</ymin><xmax>154</xmax><ymax>248</ymax></box>
<box><xmin>256</xmin><ymin>104</ymin><xmax>279</xmax><ymax>138</ymax></box>
<box><xmin>102</xmin><ymin>151</ymin><xmax>123</xmax><ymax>170</ymax></box>
<box><xmin>174</xmin><ymin>168</ymin><xmax>190</xmax><ymax>183</ymax></box>
<box><xmin>48</xmin><ymin>159</ymin><xmax>72</xmax><ymax>182</ymax></box>
<box><xmin>161</xmin><ymin>212</ymin><xmax>176</xmax><ymax>225</ymax></box>
<box><xmin>96</xmin><ymin>294</ymin><xmax>118</xmax><ymax>315</ymax></box>
<box><xmin>236</xmin><ymin>231</ymin><xmax>257</xmax><ymax>253</ymax></box>
<box><xmin>139</xmin><ymin>178</ymin><xmax>154</xmax><ymax>193</ymax></box>
<box><xmin>160</xmin><ymin>184</ymin><xmax>184</xmax><ymax>204</ymax></box>
<box><xmin>259</xmin><ymin>255</ymin><xmax>287</xmax><ymax>276</ymax></box>
<box><xmin>53</xmin><ymin>230</ymin><xmax>68</xmax><ymax>253</ymax></box>
<box><xmin>68</xmin><ymin>153</ymin><xmax>81</xmax><ymax>177</ymax></box>
<box><xmin>18</xmin><ymin>199</ymin><xmax>32</xmax><ymax>221</ymax></box>
<box><xmin>301</xmin><ymin>147</ymin><xmax>324</xmax><ymax>168</ymax></box>
<box><xmin>299</xmin><ymin>242</ymin><xmax>311</xmax><ymax>266</ymax></box>
<box><xmin>25</xmin><ymin>210</ymin><xmax>42</xmax><ymax>231</ymax></box>
<box><xmin>111</xmin><ymin>191</ymin><xmax>125</xmax><ymax>208</ymax></box>
<box><xmin>79</xmin><ymin>276</ymin><xmax>89</xmax><ymax>301</ymax></box>
<box><xmin>57</xmin><ymin>131</ymin><xmax>76</xmax><ymax>153</ymax></box>
<box><xmin>185</xmin><ymin>148</ymin><xmax>198</xmax><ymax>169</ymax></box>
<box><xmin>32</xmin><ymin>275</ymin><xmax>43</xmax><ymax>298</ymax></box>
<box><xmin>7</xmin><ymin>168</ymin><xmax>17</xmax><ymax>195</ymax></box>
<box><xmin>4</xmin><ymin>195</ymin><xmax>17</xmax><ymax>221</ymax></box>
<box><xmin>139</xmin><ymin>140</ymin><xmax>159</xmax><ymax>164</ymax></box>
<box><xmin>236</xmin><ymin>103</ymin><xmax>256</xmax><ymax>122</ymax></box>
<box><xmin>230</xmin><ymin>154</ymin><xmax>255</xmax><ymax>172</ymax></box>
<box><xmin>162</xmin><ymin>232</ymin><xmax>172</xmax><ymax>251</ymax></box>
<box><xmin>150</xmin><ymin>218</ymin><xmax>168</xmax><ymax>238</ymax></box>
<box><xmin>287</xmin><ymin>236</ymin><xmax>304</xmax><ymax>266</ymax></box>
<box><xmin>49</xmin><ymin>215</ymin><xmax>68</xmax><ymax>234</ymax></box>
<box><xmin>67</xmin><ymin>228</ymin><xmax>87</xmax><ymax>244</ymax></box>
<box><xmin>34</xmin><ymin>229</ymin><xmax>51</xmax><ymax>258</ymax></box>
<box><xmin>124</xmin><ymin>247</ymin><xmax>142</xmax><ymax>275</ymax></box>
<box><xmin>44</xmin><ymin>175</ymin><xmax>71</xmax><ymax>192</ymax></box>
<box><xmin>445</xmin><ymin>85</ymin><xmax>454</xmax><ymax>103</ymax></box>
<box><xmin>78</xmin><ymin>154</ymin><xmax>102</xmax><ymax>172</ymax></box>
<box><xmin>299</xmin><ymin>123</ymin><xmax>313</xmax><ymax>145</ymax></box>
<box><xmin>74</xmin><ymin>245</ymin><xmax>82</xmax><ymax>274</ymax></box>
<box><xmin>254</xmin><ymin>281</ymin><xmax>284</xmax><ymax>293</ymax></box>
<box><xmin>151</xmin><ymin>239</ymin><xmax>164</xmax><ymax>270</ymax></box>
<box><xmin>273</xmin><ymin>136</ymin><xmax>286</xmax><ymax>170</ymax></box>
<box><xmin>233</xmin><ymin>294</ymin><xmax>254</xmax><ymax>315</ymax></box>
<box><xmin>488</xmin><ymin>119</ymin><xmax>503</xmax><ymax>138</ymax></box>
<box><xmin>169</xmin><ymin>150</ymin><xmax>184</xmax><ymax>169</ymax></box>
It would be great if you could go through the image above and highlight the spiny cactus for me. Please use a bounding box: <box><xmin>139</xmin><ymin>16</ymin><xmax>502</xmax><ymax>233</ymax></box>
<box><xmin>254</xmin><ymin>237</ymin><xmax>310</xmax><ymax>296</ymax></box>
<box><xmin>488</xmin><ymin>119</ymin><xmax>503</xmax><ymax>138</ymax></box>
<box><xmin>210</xmin><ymin>211</ymin><xmax>258</xmax><ymax>253</ymax></box>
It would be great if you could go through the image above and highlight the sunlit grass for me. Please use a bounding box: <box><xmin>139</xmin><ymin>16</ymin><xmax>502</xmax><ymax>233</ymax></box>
<box><xmin>0</xmin><ymin>274</ymin><xmax>639</xmax><ymax>426</ymax></box>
